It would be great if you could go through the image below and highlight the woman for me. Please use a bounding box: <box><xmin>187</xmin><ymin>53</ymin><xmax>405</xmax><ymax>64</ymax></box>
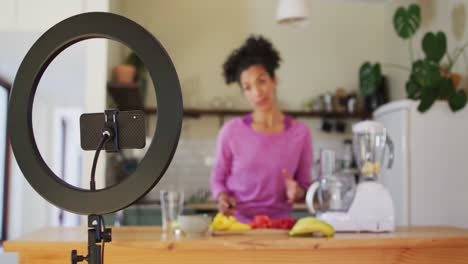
<box><xmin>210</xmin><ymin>35</ymin><xmax>312</xmax><ymax>223</ymax></box>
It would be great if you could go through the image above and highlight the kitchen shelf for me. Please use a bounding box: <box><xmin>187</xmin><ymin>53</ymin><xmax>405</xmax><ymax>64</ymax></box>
<box><xmin>107</xmin><ymin>81</ymin><xmax>144</xmax><ymax>110</ymax></box>
<box><xmin>186</xmin><ymin>202</ymin><xmax>308</xmax><ymax>211</ymax></box>
<box><xmin>127</xmin><ymin>201</ymin><xmax>308</xmax><ymax>211</ymax></box>
<box><xmin>144</xmin><ymin>107</ymin><xmax>372</xmax><ymax>119</ymax></box>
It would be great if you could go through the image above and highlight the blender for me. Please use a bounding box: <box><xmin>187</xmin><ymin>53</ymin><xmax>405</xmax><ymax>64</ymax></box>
<box><xmin>306</xmin><ymin>120</ymin><xmax>395</xmax><ymax>232</ymax></box>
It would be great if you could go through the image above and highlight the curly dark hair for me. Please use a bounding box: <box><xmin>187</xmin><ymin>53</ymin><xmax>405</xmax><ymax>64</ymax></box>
<box><xmin>222</xmin><ymin>35</ymin><xmax>281</xmax><ymax>85</ymax></box>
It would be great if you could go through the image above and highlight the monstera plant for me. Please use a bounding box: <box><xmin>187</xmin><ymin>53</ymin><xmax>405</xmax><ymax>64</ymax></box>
<box><xmin>360</xmin><ymin>3</ymin><xmax>468</xmax><ymax>113</ymax></box>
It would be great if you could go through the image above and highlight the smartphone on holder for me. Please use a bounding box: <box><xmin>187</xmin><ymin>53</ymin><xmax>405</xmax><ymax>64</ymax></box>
<box><xmin>80</xmin><ymin>110</ymin><xmax>146</xmax><ymax>151</ymax></box>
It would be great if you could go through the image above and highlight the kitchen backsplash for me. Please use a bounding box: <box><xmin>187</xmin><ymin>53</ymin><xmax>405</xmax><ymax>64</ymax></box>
<box><xmin>144</xmin><ymin>138</ymin><xmax>217</xmax><ymax>202</ymax></box>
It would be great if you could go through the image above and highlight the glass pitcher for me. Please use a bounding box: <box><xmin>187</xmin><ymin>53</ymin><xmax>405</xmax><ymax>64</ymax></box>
<box><xmin>352</xmin><ymin>120</ymin><xmax>394</xmax><ymax>181</ymax></box>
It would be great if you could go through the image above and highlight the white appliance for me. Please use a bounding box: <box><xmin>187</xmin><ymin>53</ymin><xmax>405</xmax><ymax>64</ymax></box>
<box><xmin>374</xmin><ymin>99</ymin><xmax>468</xmax><ymax>228</ymax></box>
<box><xmin>306</xmin><ymin>121</ymin><xmax>395</xmax><ymax>232</ymax></box>
<box><xmin>307</xmin><ymin>181</ymin><xmax>395</xmax><ymax>232</ymax></box>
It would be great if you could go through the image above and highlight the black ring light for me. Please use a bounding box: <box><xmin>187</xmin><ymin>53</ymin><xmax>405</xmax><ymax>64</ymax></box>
<box><xmin>8</xmin><ymin>12</ymin><xmax>183</xmax><ymax>215</ymax></box>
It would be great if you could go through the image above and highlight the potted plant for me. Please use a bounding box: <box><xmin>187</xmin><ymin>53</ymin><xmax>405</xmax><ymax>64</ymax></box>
<box><xmin>359</xmin><ymin>62</ymin><xmax>388</xmax><ymax>112</ymax></box>
<box><xmin>125</xmin><ymin>51</ymin><xmax>148</xmax><ymax>97</ymax></box>
<box><xmin>360</xmin><ymin>3</ymin><xmax>468</xmax><ymax>113</ymax></box>
<box><xmin>112</xmin><ymin>64</ymin><xmax>136</xmax><ymax>84</ymax></box>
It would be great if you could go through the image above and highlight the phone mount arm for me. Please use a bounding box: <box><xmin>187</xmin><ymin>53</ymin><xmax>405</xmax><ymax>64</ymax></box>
<box><xmin>103</xmin><ymin>109</ymin><xmax>119</xmax><ymax>152</ymax></box>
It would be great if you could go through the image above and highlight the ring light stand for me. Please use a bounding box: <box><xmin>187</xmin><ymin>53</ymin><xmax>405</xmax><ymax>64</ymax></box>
<box><xmin>8</xmin><ymin>12</ymin><xmax>183</xmax><ymax>263</ymax></box>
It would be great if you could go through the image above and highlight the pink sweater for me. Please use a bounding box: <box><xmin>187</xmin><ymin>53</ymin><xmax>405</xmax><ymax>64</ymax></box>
<box><xmin>210</xmin><ymin>115</ymin><xmax>312</xmax><ymax>223</ymax></box>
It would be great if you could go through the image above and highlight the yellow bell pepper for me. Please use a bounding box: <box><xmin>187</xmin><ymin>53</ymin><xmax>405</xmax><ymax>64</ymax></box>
<box><xmin>210</xmin><ymin>213</ymin><xmax>251</xmax><ymax>231</ymax></box>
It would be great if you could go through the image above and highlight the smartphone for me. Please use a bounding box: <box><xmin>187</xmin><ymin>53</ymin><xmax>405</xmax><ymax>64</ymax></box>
<box><xmin>80</xmin><ymin>110</ymin><xmax>146</xmax><ymax>151</ymax></box>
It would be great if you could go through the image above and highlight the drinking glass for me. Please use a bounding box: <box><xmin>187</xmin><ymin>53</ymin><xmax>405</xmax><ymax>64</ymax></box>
<box><xmin>160</xmin><ymin>190</ymin><xmax>184</xmax><ymax>233</ymax></box>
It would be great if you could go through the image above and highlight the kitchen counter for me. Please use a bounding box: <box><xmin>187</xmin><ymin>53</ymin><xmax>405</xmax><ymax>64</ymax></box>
<box><xmin>4</xmin><ymin>226</ymin><xmax>468</xmax><ymax>263</ymax></box>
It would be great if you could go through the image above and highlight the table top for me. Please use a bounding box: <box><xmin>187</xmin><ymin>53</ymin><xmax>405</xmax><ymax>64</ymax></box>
<box><xmin>5</xmin><ymin>226</ymin><xmax>468</xmax><ymax>251</ymax></box>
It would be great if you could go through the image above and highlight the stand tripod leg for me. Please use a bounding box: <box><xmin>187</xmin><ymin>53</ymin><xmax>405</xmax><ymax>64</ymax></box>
<box><xmin>70</xmin><ymin>215</ymin><xmax>112</xmax><ymax>264</ymax></box>
<box><xmin>87</xmin><ymin>227</ymin><xmax>101</xmax><ymax>264</ymax></box>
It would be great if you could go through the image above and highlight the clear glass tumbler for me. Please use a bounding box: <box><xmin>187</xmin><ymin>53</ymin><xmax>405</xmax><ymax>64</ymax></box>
<box><xmin>160</xmin><ymin>190</ymin><xmax>184</xmax><ymax>233</ymax></box>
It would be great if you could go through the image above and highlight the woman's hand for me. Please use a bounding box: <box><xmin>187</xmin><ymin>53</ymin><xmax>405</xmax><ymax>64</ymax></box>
<box><xmin>283</xmin><ymin>169</ymin><xmax>305</xmax><ymax>203</ymax></box>
<box><xmin>217</xmin><ymin>192</ymin><xmax>236</xmax><ymax>215</ymax></box>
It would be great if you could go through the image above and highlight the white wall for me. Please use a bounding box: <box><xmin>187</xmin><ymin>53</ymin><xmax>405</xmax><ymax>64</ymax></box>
<box><xmin>0</xmin><ymin>0</ymin><xmax>82</xmax><ymax>31</ymax></box>
<box><xmin>116</xmin><ymin>0</ymin><xmax>385</xmax><ymax>109</ymax></box>
<box><xmin>106</xmin><ymin>0</ymin><xmax>386</xmax><ymax>198</ymax></box>
<box><xmin>113</xmin><ymin>1</ymin><xmax>385</xmax><ymax>146</ymax></box>
<box><xmin>384</xmin><ymin>0</ymin><xmax>468</xmax><ymax>100</ymax></box>
<box><xmin>110</xmin><ymin>0</ymin><xmax>387</xmax><ymax>145</ymax></box>
<box><xmin>0</xmin><ymin>31</ymin><xmax>59</xmax><ymax>240</ymax></box>
<box><xmin>0</xmin><ymin>0</ymin><xmax>110</xmax><ymax>239</ymax></box>
<box><xmin>107</xmin><ymin>0</ymin><xmax>124</xmax><ymax>81</ymax></box>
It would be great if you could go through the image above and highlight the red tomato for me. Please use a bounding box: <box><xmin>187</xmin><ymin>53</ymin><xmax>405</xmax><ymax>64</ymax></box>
<box><xmin>257</xmin><ymin>215</ymin><xmax>272</xmax><ymax>228</ymax></box>
<box><xmin>270</xmin><ymin>218</ymin><xmax>296</xmax><ymax>229</ymax></box>
<box><xmin>249</xmin><ymin>216</ymin><xmax>296</xmax><ymax>230</ymax></box>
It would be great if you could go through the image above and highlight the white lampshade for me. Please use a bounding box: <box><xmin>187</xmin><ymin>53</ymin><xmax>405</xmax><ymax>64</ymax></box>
<box><xmin>276</xmin><ymin>0</ymin><xmax>309</xmax><ymax>26</ymax></box>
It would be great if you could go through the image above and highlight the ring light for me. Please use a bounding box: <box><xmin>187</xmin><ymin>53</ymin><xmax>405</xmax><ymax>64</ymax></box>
<box><xmin>8</xmin><ymin>12</ymin><xmax>183</xmax><ymax>215</ymax></box>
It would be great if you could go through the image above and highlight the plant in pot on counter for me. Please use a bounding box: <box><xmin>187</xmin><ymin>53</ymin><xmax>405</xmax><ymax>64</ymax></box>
<box><xmin>125</xmin><ymin>51</ymin><xmax>148</xmax><ymax>96</ymax></box>
<box><xmin>359</xmin><ymin>62</ymin><xmax>387</xmax><ymax>112</ymax></box>
<box><xmin>360</xmin><ymin>3</ymin><xmax>468</xmax><ymax>113</ymax></box>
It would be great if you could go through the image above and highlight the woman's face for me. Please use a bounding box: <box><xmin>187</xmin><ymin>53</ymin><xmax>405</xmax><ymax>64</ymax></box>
<box><xmin>239</xmin><ymin>64</ymin><xmax>278</xmax><ymax>112</ymax></box>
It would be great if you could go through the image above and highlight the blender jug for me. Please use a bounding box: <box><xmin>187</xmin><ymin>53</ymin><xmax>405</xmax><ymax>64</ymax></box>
<box><xmin>352</xmin><ymin>121</ymin><xmax>394</xmax><ymax>181</ymax></box>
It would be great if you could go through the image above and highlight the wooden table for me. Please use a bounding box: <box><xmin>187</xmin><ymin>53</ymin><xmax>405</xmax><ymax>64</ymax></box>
<box><xmin>4</xmin><ymin>226</ymin><xmax>468</xmax><ymax>263</ymax></box>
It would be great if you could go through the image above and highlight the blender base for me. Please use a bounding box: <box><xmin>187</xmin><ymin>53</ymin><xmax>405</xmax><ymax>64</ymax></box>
<box><xmin>317</xmin><ymin>181</ymin><xmax>395</xmax><ymax>232</ymax></box>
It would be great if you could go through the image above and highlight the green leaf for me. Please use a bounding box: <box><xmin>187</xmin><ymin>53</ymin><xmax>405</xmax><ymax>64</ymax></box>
<box><xmin>393</xmin><ymin>4</ymin><xmax>421</xmax><ymax>39</ymax></box>
<box><xmin>374</xmin><ymin>63</ymin><xmax>382</xmax><ymax>84</ymax></box>
<box><xmin>406</xmin><ymin>78</ymin><xmax>421</xmax><ymax>99</ymax></box>
<box><xmin>359</xmin><ymin>62</ymin><xmax>382</xmax><ymax>96</ymax></box>
<box><xmin>417</xmin><ymin>87</ymin><xmax>436</xmax><ymax>112</ymax></box>
<box><xmin>438</xmin><ymin>77</ymin><xmax>456</xmax><ymax>99</ymax></box>
<box><xmin>125</xmin><ymin>52</ymin><xmax>146</xmax><ymax>80</ymax></box>
<box><xmin>411</xmin><ymin>59</ymin><xmax>441</xmax><ymax>88</ymax></box>
<box><xmin>422</xmin><ymin>32</ymin><xmax>447</xmax><ymax>63</ymax></box>
<box><xmin>448</xmin><ymin>90</ymin><xmax>467</xmax><ymax>111</ymax></box>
